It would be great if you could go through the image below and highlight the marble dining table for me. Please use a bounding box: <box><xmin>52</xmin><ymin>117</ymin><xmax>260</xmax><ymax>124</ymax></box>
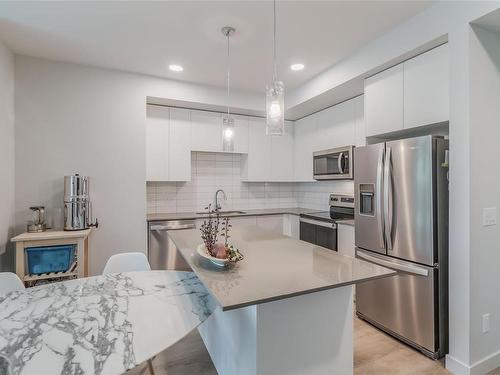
<box><xmin>0</xmin><ymin>271</ymin><xmax>216</xmax><ymax>375</ymax></box>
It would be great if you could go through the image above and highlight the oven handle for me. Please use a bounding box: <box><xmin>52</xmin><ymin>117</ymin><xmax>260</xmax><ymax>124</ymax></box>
<box><xmin>300</xmin><ymin>217</ymin><xmax>337</xmax><ymax>229</ymax></box>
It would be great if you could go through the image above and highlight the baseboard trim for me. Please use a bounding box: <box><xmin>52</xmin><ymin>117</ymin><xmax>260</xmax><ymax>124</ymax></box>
<box><xmin>447</xmin><ymin>350</ymin><xmax>500</xmax><ymax>375</ymax></box>
<box><xmin>446</xmin><ymin>355</ymin><xmax>470</xmax><ymax>375</ymax></box>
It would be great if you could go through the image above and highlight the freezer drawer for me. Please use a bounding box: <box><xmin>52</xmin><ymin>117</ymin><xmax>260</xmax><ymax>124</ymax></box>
<box><xmin>355</xmin><ymin>249</ymin><xmax>438</xmax><ymax>355</ymax></box>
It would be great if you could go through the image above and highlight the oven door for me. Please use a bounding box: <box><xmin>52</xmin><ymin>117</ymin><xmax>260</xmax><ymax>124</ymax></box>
<box><xmin>313</xmin><ymin>146</ymin><xmax>353</xmax><ymax>180</ymax></box>
<box><xmin>299</xmin><ymin>218</ymin><xmax>337</xmax><ymax>251</ymax></box>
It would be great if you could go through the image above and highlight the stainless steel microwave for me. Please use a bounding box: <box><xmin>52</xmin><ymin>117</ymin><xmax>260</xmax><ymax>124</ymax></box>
<box><xmin>313</xmin><ymin>145</ymin><xmax>354</xmax><ymax>180</ymax></box>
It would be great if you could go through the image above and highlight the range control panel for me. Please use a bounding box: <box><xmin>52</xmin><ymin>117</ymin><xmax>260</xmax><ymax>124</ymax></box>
<box><xmin>329</xmin><ymin>194</ymin><xmax>355</xmax><ymax>208</ymax></box>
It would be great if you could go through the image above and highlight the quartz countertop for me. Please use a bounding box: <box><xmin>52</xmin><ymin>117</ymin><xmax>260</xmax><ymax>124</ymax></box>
<box><xmin>168</xmin><ymin>226</ymin><xmax>395</xmax><ymax>311</ymax></box>
<box><xmin>147</xmin><ymin>207</ymin><xmax>319</xmax><ymax>222</ymax></box>
<box><xmin>0</xmin><ymin>271</ymin><xmax>216</xmax><ymax>375</ymax></box>
<box><xmin>336</xmin><ymin>219</ymin><xmax>355</xmax><ymax>226</ymax></box>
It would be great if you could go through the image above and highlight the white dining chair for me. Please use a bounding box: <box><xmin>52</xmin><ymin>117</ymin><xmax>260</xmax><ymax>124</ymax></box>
<box><xmin>0</xmin><ymin>272</ymin><xmax>25</xmax><ymax>295</ymax></box>
<box><xmin>102</xmin><ymin>252</ymin><xmax>155</xmax><ymax>375</ymax></box>
<box><xmin>102</xmin><ymin>252</ymin><xmax>151</xmax><ymax>275</ymax></box>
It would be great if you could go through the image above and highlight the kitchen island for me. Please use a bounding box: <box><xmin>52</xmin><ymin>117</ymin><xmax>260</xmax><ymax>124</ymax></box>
<box><xmin>168</xmin><ymin>226</ymin><xmax>395</xmax><ymax>375</ymax></box>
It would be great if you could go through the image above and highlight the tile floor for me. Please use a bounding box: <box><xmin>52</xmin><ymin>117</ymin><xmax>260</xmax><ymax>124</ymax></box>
<box><xmin>126</xmin><ymin>316</ymin><xmax>465</xmax><ymax>375</ymax></box>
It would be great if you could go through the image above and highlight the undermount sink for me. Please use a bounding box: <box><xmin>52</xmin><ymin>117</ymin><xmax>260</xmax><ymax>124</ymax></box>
<box><xmin>196</xmin><ymin>210</ymin><xmax>246</xmax><ymax>215</ymax></box>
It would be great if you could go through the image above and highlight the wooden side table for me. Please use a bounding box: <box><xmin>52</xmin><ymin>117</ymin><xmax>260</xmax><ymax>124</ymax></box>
<box><xmin>11</xmin><ymin>229</ymin><xmax>91</xmax><ymax>286</ymax></box>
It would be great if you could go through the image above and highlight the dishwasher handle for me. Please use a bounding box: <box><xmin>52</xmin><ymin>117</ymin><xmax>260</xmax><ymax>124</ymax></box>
<box><xmin>150</xmin><ymin>223</ymin><xmax>196</xmax><ymax>231</ymax></box>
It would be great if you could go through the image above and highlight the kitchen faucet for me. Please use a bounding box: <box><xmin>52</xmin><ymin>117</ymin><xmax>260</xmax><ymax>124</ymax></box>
<box><xmin>214</xmin><ymin>189</ymin><xmax>227</xmax><ymax>212</ymax></box>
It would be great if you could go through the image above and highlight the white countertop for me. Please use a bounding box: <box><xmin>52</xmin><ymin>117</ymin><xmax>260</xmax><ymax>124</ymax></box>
<box><xmin>168</xmin><ymin>226</ymin><xmax>395</xmax><ymax>311</ymax></box>
<box><xmin>0</xmin><ymin>271</ymin><xmax>216</xmax><ymax>375</ymax></box>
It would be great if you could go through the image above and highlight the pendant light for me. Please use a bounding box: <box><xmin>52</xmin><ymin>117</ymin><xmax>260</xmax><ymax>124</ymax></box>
<box><xmin>221</xmin><ymin>26</ymin><xmax>236</xmax><ymax>152</ymax></box>
<box><xmin>266</xmin><ymin>0</ymin><xmax>284</xmax><ymax>136</ymax></box>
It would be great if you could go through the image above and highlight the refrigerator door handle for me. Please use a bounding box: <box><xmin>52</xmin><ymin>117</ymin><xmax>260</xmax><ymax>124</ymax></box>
<box><xmin>376</xmin><ymin>147</ymin><xmax>385</xmax><ymax>249</ymax></box>
<box><xmin>384</xmin><ymin>146</ymin><xmax>393</xmax><ymax>250</ymax></box>
<box><xmin>357</xmin><ymin>250</ymin><xmax>429</xmax><ymax>277</ymax></box>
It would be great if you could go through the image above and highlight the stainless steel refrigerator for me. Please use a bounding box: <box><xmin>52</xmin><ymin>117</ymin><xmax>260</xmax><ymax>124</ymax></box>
<box><xmin>354</xmin><ymin>135</ymin><xmax>448</xmax><ymax>359</ymax></box>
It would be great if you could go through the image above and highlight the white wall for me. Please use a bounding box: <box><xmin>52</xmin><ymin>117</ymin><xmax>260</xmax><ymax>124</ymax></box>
<box><xmin>15</xmin><ymin>56</ymin><xmax>148</xmax><ymax>275</ymax></box>
<box><xmin>469</xmin><ymin>25</ymin><xmax>500</xmax><ymax>368</ymax></box>
<box><xmin>0</xmin><ymin>41</ymin><xmax>15</xmax><ymax>271</ymax></box>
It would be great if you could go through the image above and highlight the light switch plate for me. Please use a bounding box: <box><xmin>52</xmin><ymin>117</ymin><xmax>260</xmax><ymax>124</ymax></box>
<box><xmin>483</xmin><ymin>207</ymin><xmax>497</xmax><ymax>226</ymax></box>
<box><xmin>483</xmin><ymin>313</ymin><xmax>490</xmax><ymax>333</ymax></box>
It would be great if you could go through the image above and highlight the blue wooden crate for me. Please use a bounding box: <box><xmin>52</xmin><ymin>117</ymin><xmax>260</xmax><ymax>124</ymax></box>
<box><xmin>25</xmin><ymin>245</ymin><xmax>76</xmax><ymax>275</ymax></box>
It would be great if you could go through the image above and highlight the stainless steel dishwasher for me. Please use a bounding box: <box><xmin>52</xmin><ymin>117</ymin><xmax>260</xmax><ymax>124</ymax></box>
<box><xmin>147</xmin><ymin>220</ymin><xmax>195</xmax><ymax>271</ymax></box>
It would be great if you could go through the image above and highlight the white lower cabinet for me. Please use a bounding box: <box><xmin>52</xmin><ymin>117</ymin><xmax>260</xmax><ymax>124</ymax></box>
<box><xmin>256</xmin><ymin>215</ymin><xmax>284</xmax><ymax>233</ymax></box>
<box><xmin>337</xmin><ymin>223</ymin><xmax>355</xmax><ymax>258</ymax></box>
<box><xmin>227</xmin><ymin>216</ymin><xmax>257</xmax><ymax>227</ymax></box>
<box><xmin>283</xmin><ymin>214</ymin><xmax>300</xmax><ymax>239</ymax></box>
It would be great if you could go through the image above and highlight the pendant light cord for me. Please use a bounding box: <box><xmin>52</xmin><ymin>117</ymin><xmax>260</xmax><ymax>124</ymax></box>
<box><xmin>226</xmin><ymin>31</ymin><xmax>230</xmax><ymax>116</ymax></box>
<box><xmin>273</xmin><ymin>0</ymin><xmax>277</xmax><ymax>82</ymax></box>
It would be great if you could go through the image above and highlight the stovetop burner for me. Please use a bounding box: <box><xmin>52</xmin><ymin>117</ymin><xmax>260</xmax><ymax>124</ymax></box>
<box><xmin>300</xmin><ymin>194</ymin><xmax>355</xmax><ymax>223</ymax></box>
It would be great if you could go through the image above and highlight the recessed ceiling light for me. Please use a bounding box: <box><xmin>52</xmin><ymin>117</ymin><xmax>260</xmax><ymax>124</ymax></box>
<box><xmin>290</xmin><ymin>63</ymin><xmax>305</xmax><ymax>71</ymax></box>
<box><xmin>169</xmin><ymin>64</ymin><xmax>183</xmax><ymax>72</ymax></box>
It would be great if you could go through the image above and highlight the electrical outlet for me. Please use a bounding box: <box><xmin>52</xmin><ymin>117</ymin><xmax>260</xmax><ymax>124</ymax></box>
<box><xmin>482</xmin><ymin>313</ymin><xmax>490</xmax><ymax>333</ymax></box>
<box><xmin>483</xmin><ymin>207</ymin><xmax>497</xmax><ymax>226</ymax></box>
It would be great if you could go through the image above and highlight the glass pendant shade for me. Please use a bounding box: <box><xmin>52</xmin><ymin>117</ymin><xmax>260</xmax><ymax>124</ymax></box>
<box><xmin>266</xmin><ymin>80</ymin><xmax>285</xmax><ymax>135</ymax></box>
<box><xmin>222</xmin><ymin>114</ymin><xmax>235</xmax><ymax>152</ymax></box>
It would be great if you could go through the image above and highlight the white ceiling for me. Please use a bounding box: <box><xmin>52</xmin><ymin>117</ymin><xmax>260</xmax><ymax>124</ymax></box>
<box><xmin>0</xmin><ymin>1</ymin><xmax>432</xmax><ymax>93</ymax></box>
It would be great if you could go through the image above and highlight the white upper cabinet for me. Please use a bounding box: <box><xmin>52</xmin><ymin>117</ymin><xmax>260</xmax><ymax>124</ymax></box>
<box><xmin>146</xmin><ymin>106</ymin><xmax>169</xmax><ymax>181</ymax></box>
<box><xmin>242</xmin><ymin>117</ymin><xmax>271</xmax><ymax>181</ymax></box>
<box><xmin>191</xmin><ymin>110</ymin><xmax>223</xmax><ymax>152</ymax></box>
<box><xmin>316</xmin><ymin>99</ymin><xmax>356</xmax><ymax>150</ymax></box>
<box><xmin>146</xmin><ymin>105</ymin><xmax>192</xmax><ymax>182</ymax></box>
<box><xmin>242</xmin><ymin>119</ymin><xmax>294</xmax><ymax>182</ymax></box>
<box><xmin>293</xmin><ymin>113</ymin><xmax>317</xmax><ymax>182</ymax></box>
<box><xmin>233</xmin><ymin>115</ymin><xmax>249</xmax><ymax>154</ymax></box>
<box><xmin>365</xmin><ymin>64</ymin><xmax>404</xmax><ymax>137</ymax></box>
<box><xmin>270</xmin><ymin>121</ymin><xmax>294</xmax><ymax>181</ymax></box>
<box><xmin>403</xmin><ymin>44</ymin><xmax>449</xmax><ymax>129</ymax></box>
<box><xmin>364</xmin><ymin>43</ymin><xmax>449</xmax><ymax>137</ymax></box>
<box><xmin>169</xmin><ymin>108</ymin><xmax>191</xmax><ymax>181</ymax></box>
<box><xmin>353</xmin><ymin>95</ymin><xmax>366</xmax><ymax>147</ymax></box>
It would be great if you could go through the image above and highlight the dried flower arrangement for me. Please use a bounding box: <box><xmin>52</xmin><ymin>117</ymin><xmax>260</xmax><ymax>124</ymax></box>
<box><xmin>200</xmin><ymin>204</ymin><xmax>243</xmax><ymax>263</ymax></box>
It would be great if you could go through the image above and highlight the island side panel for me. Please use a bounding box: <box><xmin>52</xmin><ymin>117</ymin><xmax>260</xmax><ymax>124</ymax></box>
<box><xmin>257</xmin><ymin>286</ymin><xmax>354</xmax><ymax>375</ymax></box>
<box><xmin>198</xmin><ymin>306</ymin><xmax>257</xmax><ymax>375</ymax></box>
<box><xmin>199</xmin><ymin>286</ymin><xmax>354</xmax><ymax>375</ymax></box>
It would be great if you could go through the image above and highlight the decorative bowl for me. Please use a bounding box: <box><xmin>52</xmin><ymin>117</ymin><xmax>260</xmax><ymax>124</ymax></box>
<box><xmin>197</xmin><ymin>244</ymin><xmax>231</xmax><ymax>268</ymax></box>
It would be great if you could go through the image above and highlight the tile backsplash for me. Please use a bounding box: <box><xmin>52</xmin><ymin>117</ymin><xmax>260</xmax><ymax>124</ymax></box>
<box><xmin>147</xmin><ymin>152</ymin><xmax>354</xmax><ymax>214</ymax></box>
